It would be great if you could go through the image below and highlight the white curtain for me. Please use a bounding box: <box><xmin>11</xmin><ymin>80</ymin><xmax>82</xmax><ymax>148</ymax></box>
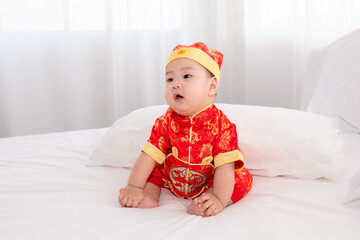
<box><xmin>1</xmin><ymin>0</ymin><xmax>360</xmax><ymax>137</ymax></box>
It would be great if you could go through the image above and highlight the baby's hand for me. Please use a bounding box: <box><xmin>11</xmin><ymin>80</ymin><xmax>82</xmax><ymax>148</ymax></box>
<box><xmin>118</xmin><ymin>185</ymin><xmax>145</xmax><ymax>208</ymax></box>
<box><xmin>194</xmin><ymin>192</ymin><xmax>224</xmax><ymax>217</ymax></box>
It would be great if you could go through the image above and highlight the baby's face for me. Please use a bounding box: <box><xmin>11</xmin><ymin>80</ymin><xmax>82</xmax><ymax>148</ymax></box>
<box><xmin>164</xmin><ymin>58</ymin><xmax>218</xmax><ymax>116</ymax></box>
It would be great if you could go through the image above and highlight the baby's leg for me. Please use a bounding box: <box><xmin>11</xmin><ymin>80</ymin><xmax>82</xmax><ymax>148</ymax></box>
<box><xmin>137</xmin><ymin>182</ymin><xmax>161</xmax><ymax>208</ymax></box>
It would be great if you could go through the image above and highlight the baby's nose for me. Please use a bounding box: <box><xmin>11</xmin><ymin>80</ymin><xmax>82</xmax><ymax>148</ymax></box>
<box><xmin>172</xmin><ymin>82</ymin><xmax>181</xmax><ymax>89</ymax></box>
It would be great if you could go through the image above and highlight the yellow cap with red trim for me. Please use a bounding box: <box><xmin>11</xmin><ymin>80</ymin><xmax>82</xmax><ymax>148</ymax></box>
<box><xmin>166</xmin><ymin>42</ymin><xmax>223</xmax><ymax>82</ymax></box>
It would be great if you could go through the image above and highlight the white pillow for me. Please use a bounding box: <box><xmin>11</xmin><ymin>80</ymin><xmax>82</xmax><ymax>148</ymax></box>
<box><xmin>307</xmin><ymin>29</ymin><xmax>360</xmax><ymax>134</ymax></box>
<box><xmin>343</xmin><ymin>170</ymin><xmax>360</xmax><ymax>208</ymax></box>
<box><xmin>87</xmin><ymin>104</ymin><xmax>345</xmax><ymax>181</ymax></box>
<box><xmin>87</xmin><ymin>105</ymin><xmax>168</xmax><ymax>169</ymax></box>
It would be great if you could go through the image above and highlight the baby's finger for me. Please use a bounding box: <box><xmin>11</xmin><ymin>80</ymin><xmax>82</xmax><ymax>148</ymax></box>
<box><xmin>197</xmin><ymin>193</ymin><xmax>210</xmax><ymax>204</ymax></box>
<box><xmin>120</xmin><ymin>195</ymin><xmax>128</xmax><ymax>207</ymax></box>
<box><xmin>118</xmin><ymin>193</ymin><xmax>123</xmax><ymax>203</ymax></box>
<box><xmin>211</xmin><ymin>208</ymin><xmax>220</xmax><ymax>216</ymax></box>
<box><xmin>132</xmin><ymin>197</ymin><xmax>143</xmax><ymax>208</ymax></box>
<box><xmin>200</xmin><ymin>199</ymin><xmax>213</xmax><ymax>212</ymax></box>
<box><xmin>125</xmin><ymin>198</ymin><xmax>134</xmax><ymax>207</ymax></box>
<box><xmin>194</xmin><ymin>199</ymin><xmax>203</xmax><ymax>209</ymax></box>
<box><xmin>205</xmin><ymin>205</ymin><xmax>218</xmax><ymax>217</ymax></box>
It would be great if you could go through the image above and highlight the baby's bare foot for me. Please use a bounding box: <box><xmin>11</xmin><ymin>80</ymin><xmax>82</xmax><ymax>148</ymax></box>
<box><xmin>137</xmin><ymin>191</ymin><xmax>159</xmax><ymax>208</ymax></box>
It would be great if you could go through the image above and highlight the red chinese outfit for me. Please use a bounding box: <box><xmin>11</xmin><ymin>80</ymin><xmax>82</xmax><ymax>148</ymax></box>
<box><xmin>142</xmin><ymin>104</ymin><xmax>252</xmax><ymax>203</ymax></box>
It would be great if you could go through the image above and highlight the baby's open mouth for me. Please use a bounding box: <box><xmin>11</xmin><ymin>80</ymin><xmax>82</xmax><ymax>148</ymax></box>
<box><xmin>175</xmin><ymin>94</ymin><xmax>184</xmax><ymax>99</ymax></box>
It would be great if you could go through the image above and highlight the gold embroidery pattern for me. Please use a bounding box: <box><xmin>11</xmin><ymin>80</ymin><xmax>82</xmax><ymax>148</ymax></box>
<box><xmin>170</xmin><ymin>119</ymin><xmax>179</xmax><ymax>133</ymax></box>
<box><xmin>169</xmin><ymin>167</ymin><xmax>207</xmax><ymax>194</ymax></box>
<box><xmin>217</xmin><ymin>130</ymin><xmax>232</xmax><ymax>150</ymax></box>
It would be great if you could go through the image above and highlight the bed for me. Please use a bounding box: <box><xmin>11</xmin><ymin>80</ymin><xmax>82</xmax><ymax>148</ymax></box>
<box><xmin>1</xmin><ymin>104</ymin><xmax>359</xmax><ymax>240</ymax></box>
<box><xmin>1</xmin><ymin>32</ymin><xmax>360</xmax><ymax>239</ymax></box>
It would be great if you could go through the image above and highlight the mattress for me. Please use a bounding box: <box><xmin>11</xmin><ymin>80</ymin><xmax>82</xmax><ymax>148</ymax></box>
<box><xmin>0</xmin><ymin>128</ymin><xmax>359</xmax><ymax>240</ymax></box>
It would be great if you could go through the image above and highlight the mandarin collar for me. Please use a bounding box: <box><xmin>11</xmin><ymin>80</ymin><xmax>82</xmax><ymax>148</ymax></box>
<box><xmin>170</xmin><ymin>104</ymin><xmax>217</xmax><ymax>127</ymax></box>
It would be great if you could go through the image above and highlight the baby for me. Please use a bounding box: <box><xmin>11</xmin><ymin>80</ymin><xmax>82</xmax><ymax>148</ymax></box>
<box><xmin>118</xmin><ymin>42</ymin><xmax>252</xmax><ymax>217</ymax></box>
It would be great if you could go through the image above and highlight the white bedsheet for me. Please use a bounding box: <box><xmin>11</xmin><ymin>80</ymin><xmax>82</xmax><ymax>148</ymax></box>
<box><xmin>1</xmin><ymin>129</ymin><xmax>359</xmax><ymax>240</ymax></box>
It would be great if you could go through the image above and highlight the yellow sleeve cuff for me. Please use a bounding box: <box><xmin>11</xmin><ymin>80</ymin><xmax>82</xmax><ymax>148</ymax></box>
<box><xmin>141</xmin><ymin>142</ymin><xmax>166</xmax><ymax>164</ymax></box>
<box><xmin>214</xmin><ymin>150</ymin><xmax>244</xmax><ymax>168</ymax></box>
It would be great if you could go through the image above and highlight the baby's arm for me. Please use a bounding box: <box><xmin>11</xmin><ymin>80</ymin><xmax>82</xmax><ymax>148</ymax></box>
<box><xmin>213</xmin><ymin>162</ymin><xmax>235</xmax><ymax>205</ymax></box>
<box><xmin>195</xmin><ymin>162</ymin><xmax>235</xmax><ymax>216</ymax></box>
<box><xmin>118</xmin><ymin>152</ymin><xmax>156</xmax><ymax>207</ymax></box>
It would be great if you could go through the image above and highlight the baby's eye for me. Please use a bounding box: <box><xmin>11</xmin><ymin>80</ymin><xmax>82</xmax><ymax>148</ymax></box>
<box><xmin>184</xmin><ymin>74</ymin><xmax>191</xmax><ymax>79</ymax></box>
<box><xmin>167</xmin><ymin>78</ymin><xmax>173</xmax><ymax>82</ymax></box>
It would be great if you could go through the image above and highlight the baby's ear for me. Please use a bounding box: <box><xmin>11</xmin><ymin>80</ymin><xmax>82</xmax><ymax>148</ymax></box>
<box><xmin>209</xmin><ymin>76</ymin><xmax>219</xmax><ymax>96</ymax></box>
